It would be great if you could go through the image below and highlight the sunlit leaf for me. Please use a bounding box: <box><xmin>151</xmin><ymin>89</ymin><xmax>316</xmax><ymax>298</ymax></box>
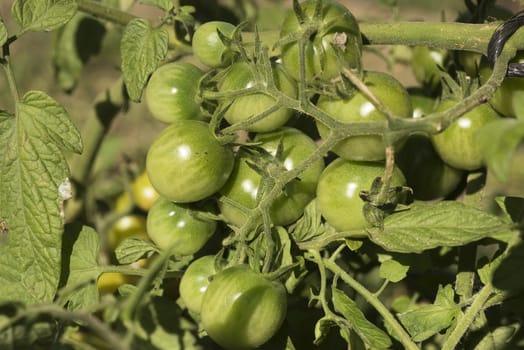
<box><xmin>12</xmin><ymin>0</ymin><xmax>77</xmax><ymax>34</ymax></box>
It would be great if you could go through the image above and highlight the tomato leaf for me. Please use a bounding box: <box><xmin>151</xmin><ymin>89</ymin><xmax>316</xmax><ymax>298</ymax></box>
<box><xmin>52</xmin><ymin>13</ymin><xmax>106</xmax><ymax>91</ymax></box>
<box><xmin>12</xmin><ymin>0</ymin><xmax>77</xmax><ymax>34</ymax></box>
<box><xmin>120</xmin><ymin>18</ymin><xmax>168</xmax><ymax>101</ymax></box>
<box><xmin>0</xmin><ymin>91</ymin><xmax>82</xmax><ymax>304</ymax></box>
<box><xmin>332</xmin><ymin>287</ymin><xmax>392</xmax><ymax>349</ymax></box>
<box><xmin>473</xmin><ymin>324</ymin><xmax>519</xmax><ymax>350</ymax></box>
<box><xmin>477</xmin><ymin>118</ymin><xmax>524</xmax><ymax>183</ymax></box>
<box><xmin>378</xmin><ymin>257</ymin><xmax>409</xmax><ymax>283</ymax></box>
<box><xmin>397</xmin><ymin>285</ymin><xmax>459</xmax><ymax>342</ymax></box>
<box><xmin>115</xmin><ymin>237</ymin><xmax>158</xmax><ymax>265</ymax></box>
<box><xmin>0</xmin><ymin>19</ymin><xmax>8</xmax><ymax>46</ymax></box>
<box><xmin>60</xmin><ymin>223</ymin><xmax>101</xmax><ymax>311</ymax></box>
<box><xmin>492</xmin><ymin>237</ymin><xmax>524</xmax><ymax>293</ymax></box>
<box><xmin>368</xmin><ymin>201</ymin><xmax>511</xmax><ymax>253</ymax></box>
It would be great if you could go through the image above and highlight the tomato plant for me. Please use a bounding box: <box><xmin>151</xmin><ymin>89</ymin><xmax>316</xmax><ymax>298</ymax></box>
<box><xmin>316</xmin><ymin>70</ymin><xmax>412</xmax><ymax>161</ymax></box>
<box><xmin>200</xmin><ymin>264</ymin><xmax>287</xmax><ymax>350</ymax></box>
<box><xmin>145</xmin><ymin>62</ymin><xmax>205</xmax><ymax>123</ymax></box>
<box><xmin>219</xmin><ymin>127</ymin><xmax>324</xmax><ymax>226</ymax></box>
<box><xmin>2</xmin><ymin>1</ymin><xmax>524</xmax><ymax>350</ymax></box>
<box><xmin>146</xmin><ymin>119</ymin><xmax>234</xmax><ymax>203</ymax></box>
<box><xmin>146</xmin><ymin>197</ymin><xmax>216</xmax><ymax>255</ymax></box>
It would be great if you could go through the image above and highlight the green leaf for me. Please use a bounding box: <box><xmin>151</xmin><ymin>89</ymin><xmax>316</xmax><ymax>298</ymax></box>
<box><xmin>52</xmin><ymin>13</ymin><xmax>106</xmax><ymax>91</ymax></box>
<box><xmin>140</xmin><ymin>0</ymin><xmax>174</xmax><ymax>11</ymax></box>
<box><xmin>378</xmin><ymin>257</ymin><xmax>409</xmax><ymax>283</ymax></box>
<box><xmin>368</xmin><ymin>201</ymin><xmax>510</xmax><ymax>253</ymax></box>
<box><xmin>120</xmin><ymin>18</ymin><xmax>168</xmax><ymax>101</ymax></box>
<box><xmin>332</xmin><ymin>287</ymin><xmax>392</xmax><ymax>349</ymax></box>
<box><xmin>12</xmin><ymin>0</ymin><xmax>77</xmax><ymax>34</ymax></box>
<box><xmin>0</xmin><ymin>91</ymin><xmax>82</xmax><ymax>304</ymax></box>
<box><xmin>492</xmin><ymin>237</ymin><xmax>524</xmax><ymax>293</ymax></box>
<box><xmin>474</xmin><ymin>324</ymin><xmax>519</xmax><ymax>350</ymax></box>
<box><xmin>115</xmin><ymin>237</ymin><xmax>157</xmax><ymax>265</ymax></box>
<box><xmin>477</xmin><ymin>118</ymin><xmax>524</xmax><ymax>182</ymax></box>
<box><xmin>0</xmin><ymin>19</ymin><xmax>8</xmax><ymax>46</ymax></box>
<box><xmin>60</xmin><ymin>223</ymin><xmax>101</xmax><ymax>311</ymax></box>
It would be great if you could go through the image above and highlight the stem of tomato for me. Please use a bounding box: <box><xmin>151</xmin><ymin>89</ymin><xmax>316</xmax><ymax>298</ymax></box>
<box><xmin>0</xmin><ymin>40</ymin><xmax>20</xmax><ymax>106</ymax></box>
<box><xmin>441</xmin><ymin>284</ymin><xmax>495</xmax><ymax>350</ymax></box>
<box><xmin>77</xmin><ymin>0</ymin><xmax>137</xmax><ymax>26</ymax></box>
<box><xmin>323</xmin><ymin>256</ymin><xmax>420</xmax><ymax>350</ymax></box>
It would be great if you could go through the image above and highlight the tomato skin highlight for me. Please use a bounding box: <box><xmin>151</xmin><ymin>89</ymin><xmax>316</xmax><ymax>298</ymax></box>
<box><xmin>316</xmin><ymin>158</ymin><xmax>406</xmax><ymax>234</ymax></box>
<box><xmin>145</xmin><ymin>62</ymin><xmax>205</xmax><ymax>123</ymax></box>
<box><xmin>107</xmin><ymin>214</ymin><xmax>147</xmax><ymax>251</ymax></box>
<box><xmin>316</xmin><ymin>71</ymin><xmax>412</xmax><ymax>161</ymax></box>
<box><xmin>146</xmin><ymin>197</ymin><xmax>216</xmax><ymax>255</ymax></box>
<box><xmin>131</xmin><ymin>171</ymin><xmax>160</xmax><ymax>212</ymax></box>
<box><xmin>200</xmin><ymin>265</ymin><xmax>287</xmax><ymax>350</ymax></box>
<box><xmin>431</xmin><ymin>99</ymin><xmax>501</xmax><ymax>171</ymax></box>
<box><xmin>146</xmin><ymin>120</ymin><xmax>234</xmax><ymax>203</ymax></box>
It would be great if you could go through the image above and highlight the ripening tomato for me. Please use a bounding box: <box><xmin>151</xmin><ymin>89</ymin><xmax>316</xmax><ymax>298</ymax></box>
<box><xmin>146</xmin><ymin>120</ymin><xmax>234</xmax><ymax>203</ymax></box>
<box><xmin>200</xmin><ymin>265</ymin><xmax>287</xmax><ymax>350</ymax></box>
<box><xmin>131</xmin><ymin>171</ymin><xmax>160</xmax><ymax>212</ymax></box>
<box><xmin>107</xmin><ymin>214</ymin><xmax>147</xmax><ymax>251</ymax></box>
<box><xmin>217</xmin><ymin>61</ymin><xmax>297</xmax><ymax>132</ymax></box>
<box><xmin>146</xmin><ymin>197</ymin><xmax>216</xmax><ymax>255</ymax></box>
<box><xmin>316</xmin><ymin>158</ymin><xmax>406</xmax><ymax>235</ymax></box>
<box><xmin>316</xmin><ymin>71</ymin><xmax>412</xmax><ymax>161</ymax></box>
<box><xmin>145</xmin><ymin>62</ymin><xmax>205</xmax><ymax>123</ymax></box>
<box><xmin>219</xmin><ymin>127</ymin><xmax>325</xmax><ymax>227</ymax></box>
<box><xmin>280</xmin><ymin>0</ymin><xmax>362</xmax><ymax>82</ymax></box>
<box><xmin>431</xmin><ymin>99</ymin><xmax>501</xmax><ymax>170</ymax></box>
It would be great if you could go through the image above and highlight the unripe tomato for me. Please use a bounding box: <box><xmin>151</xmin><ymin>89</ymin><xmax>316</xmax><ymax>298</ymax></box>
<box><xmin>145</xmin><ymin>62</ymin><xmax>205</xmax><ymax>123</ymax></box>
<box><xmin>479</xmin><ymin>52</ymin><xmax>524</xmax><ymax>120</ymax></box>
<box><xmin>280</xmin><ymin>0</ymin><xmax>362</xmax><ymax>82</ymax></box>
<box><xmin>396</xmin><ymin>134</ymin><xmax>464</xmax><ymax>200</ymax></box>
<box><xmin>97</xmin><ymin>272</ymin><xmax>135</xmax><ymax>295</ymax></box>
<box><xmin>219</xmin><ymin>127</ymin><xmax>325</xmax><ymax>227</ymax></box>
<box><xmin>146</xmin><ymin>120</ymin><xmax>234</xmax><ymax>203</ymax></box>
<box><xmin>431</xmin><ymin>99</ymin><xmax>501</xmax><ymax>170</ymax></box>
<box><xmin>107</xmin><ymin>214</ymin><xmax>147</xmax><ymax>251</ymax></box>
<box><xmin>316</xmin><ymin>71</ymin><xmax>412</xmax><ymax>161</ymax></box>
<box><xmin>217</xmin><ymin>61</ymin><xmax>297</xmax><ymax>132</ymax></box>
<box><xmin>411</xmin><ymin>46</ymin><xmax>447</xmax><ymax>92</ymax></box>
<box><xmin>192</xmin><ymin>21</ymin><xmax>236</xmax><ymax>68</ymax></box>
<box><xmin>179</xmin><ymin>255</ymin><xmax>217</xmax><ymax>314</ymax></box>
<box><xmin>316</xmin><ymin>158</ymin><xmax>406</xmax><ymax>234</ymax></box>
<box><xmin>201</xmin><ymin>265</ymin><xmax>287</xmax><ymax>350</ymax></box>
<box><xmin>131</xmin><ymin>171</ymin><xmax>160</xmax><ymax>212</ymax></box>
<box><xmin>146</xmin><ymin>197</ymin><xmax>216</xmax><ymax>255</ymax></box>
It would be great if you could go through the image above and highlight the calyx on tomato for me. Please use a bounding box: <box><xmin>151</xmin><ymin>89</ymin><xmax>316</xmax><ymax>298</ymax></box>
<box><xmin>280</xmin><ymin>0</ymin><xmax>362</xmax><ymax>82</ymax></box>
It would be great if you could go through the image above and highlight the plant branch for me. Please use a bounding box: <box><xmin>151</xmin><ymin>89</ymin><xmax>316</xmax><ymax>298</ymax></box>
<box><xmin>77</xmin><ymin>0</ymin><xmax>137</xmax><ymax>26</ymax></box>
<box><xmin>323</xmin><ymin>256</ymin><xmax>419</xmax><ymax>350</ymax></box>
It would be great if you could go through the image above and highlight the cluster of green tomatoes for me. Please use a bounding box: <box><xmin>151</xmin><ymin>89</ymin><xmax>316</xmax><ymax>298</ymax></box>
<box><xmin>103</xmin><ymin>0</ymin><xmax>524</xmax><ymax>348</ymax></box>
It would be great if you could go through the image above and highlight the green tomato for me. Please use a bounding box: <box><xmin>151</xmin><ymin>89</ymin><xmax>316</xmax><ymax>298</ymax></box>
<box><xmin>396</xmin><ymin>134</ymin><xmax>464</xmax><ymax>200</ymax></box>
<box><xmin>146</xmin><ymin>197</ymin><xmax>216</xmax><ymax>255</ymax></box>
<box><xmin>280</xmin><ymin>0</ymin><xmax>362</xmax><ymax>82</ymax></box>
<box><xmin>145</xmin><ymin>62</ymin><xmax>205</xmax><ymax>123</ymax></box>
<box><xmin>480</xmin><ymin>52</ymin><xmax>524</xmax><ymax>120</ymax></box>
<box><xmin>217</xmin><ymin>61</ymin><xmax>296</xmax><ymax>132</ymax></box>
<box><xmin>219</xmin><ymin>127</ymin><xmax>325</xmax><ymax>227</ymax></box>
<box><xmin>431</xmin><ymin>99</ymin><xmax>501</xmax><ymax>171</ymax></box>
<box><xmin>131</xmin><ymin>171</ymin><xmax>160</xmax><ymax>212</ymax></box>
<box><xmin>316</xmin><ymin>71</ymin><xmax>412</xmax><ymax>161</ymax></box>
<box><xmin>107</xmin><ymin>214</ymin><xmax>147</xmax><ymax>251</ymax></box>
<box><xmin>146</xmin><ymin>120</ymin><xmax>234</xmax><ymax>203</ymax></box>
<box><xmin>192</xmin><ymin>21</ymin><xmax>236</xmax><ymax>68</ymax></box>
<box><xmin>201</xmin><ymin>265</ymin><xmax>287</xmax><ymax>350</ymax></box>
<box><xmin>411</xmin><ymin>46</ymin><xmax>447</xmax><ymax>92</ymax></box>
<box><xmin>179</xmin><ymin>255</ymin><xmax>217</xmax><ymax>314</ymax></box>
<box><xmin>316</xmin><ymin>158</ymin><xmax>406</xmax><ymax>235</ymax></box>
<box><xmin>409</xmin><ymin>89</ymin><xmax>436</xmax><ymax>119</ymax></box>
